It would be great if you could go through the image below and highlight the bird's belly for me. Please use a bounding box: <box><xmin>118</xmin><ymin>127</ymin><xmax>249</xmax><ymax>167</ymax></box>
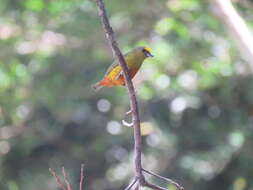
<box><xmin>117</xmin><ymin>68</ymin><xmax>138</xmax><ymax>85</ymax></box>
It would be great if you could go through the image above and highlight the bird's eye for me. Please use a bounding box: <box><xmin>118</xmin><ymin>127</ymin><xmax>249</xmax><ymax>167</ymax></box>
<box><xmin>143</xmin><ymin>48</ymin><xmax>154</xmax><ymax>57</ymax></box>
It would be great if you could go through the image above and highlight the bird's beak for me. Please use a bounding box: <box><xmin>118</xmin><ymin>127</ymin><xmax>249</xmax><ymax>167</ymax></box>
<box><xmin>145</xmin><ymin>51</ymin><xmax>154</xmax><ymax>57</ymax></box>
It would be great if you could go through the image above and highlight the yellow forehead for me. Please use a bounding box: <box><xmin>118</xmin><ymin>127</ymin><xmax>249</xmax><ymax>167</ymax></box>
<box><xmin>144</xmin><ymin>47</ymin><xmax>152</xmax><ymax>53</ymax></box>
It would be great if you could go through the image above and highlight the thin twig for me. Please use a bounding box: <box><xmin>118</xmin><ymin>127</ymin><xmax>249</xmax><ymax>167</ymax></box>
<box><xmin>124</xmin><ymin>177</ymin><xmax>138</xmax><ymax>190</ymax></box>
<box><xmin>143</xmin><ymin>169</ymin><xmax>183</xmax><ymax>190</ymax></box>
<box><xmin>126</xmin><ymin>109</ymin><xmax>132</xmax><ymax>115</ymax></box>
<box><xmin>79</xmin><ymin>164</ymin><xmax>85</xmax><ymax>190</ymax></box>
<box><xmin>144</xmin><ymin>181</ymin><xmax>168</xmax><ymax>190</ymax></box>
<box><xmin>122</xmin><ymin>119</ymin><xmax>133</xmax><ymax>127</ymax></box>
<box><xmin>95</xmin><ymin>0</ymin><xmax>144</xmax><ymax>184</ymax></box>
<box><xmin>49</xmin><ymin>168</ymin><xmax>68</xmax><ymax>190</ymax></box>
<box><xmin>62</xmin><ymin>167</ymin><xmax>72</xmax><ymax>190</ymax></box>
<box><xmin>122</xmin><ymin>109</ymin><xmax>134</xmax><ymax>127</ymax></box>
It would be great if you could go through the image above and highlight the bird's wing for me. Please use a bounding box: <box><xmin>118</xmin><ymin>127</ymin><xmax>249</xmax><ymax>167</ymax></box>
<box><xmin>104</xmin><ymin>61</ymin><xmax>122</xmax><ymax>81</ymax></box>
<box><xmin>105</xmin><ymin>61</ymin><xmax>119</xmax><ymax>76</ymax></box>
<box><xmin>104</xmin><ymin>51</ymin><xmax>131</xmax><ymax>75</ymax></box>
<box><xmin>104</xmin><ymin>52</ymin><xmax>132</xmax><ymax>79</ymax></box>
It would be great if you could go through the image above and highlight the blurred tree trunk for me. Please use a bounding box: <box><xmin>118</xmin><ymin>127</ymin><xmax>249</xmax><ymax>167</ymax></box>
<box><xmin>210</xmin><ymin>0</ymin><xmax>253</xmax><ymax>70</ymax></box>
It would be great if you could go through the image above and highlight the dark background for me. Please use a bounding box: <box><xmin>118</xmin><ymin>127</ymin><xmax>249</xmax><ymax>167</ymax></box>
<box><xmin>0</xmin><ymin>0</ymin><xmax>253</xmax><ymax>190</ymax></box>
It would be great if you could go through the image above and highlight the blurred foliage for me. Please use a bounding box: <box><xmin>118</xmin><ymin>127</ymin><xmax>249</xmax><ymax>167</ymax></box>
<box><xmin>0</xmin><ymin>0</ymin><xmax>253</xmax><ymax>190</ymax></box>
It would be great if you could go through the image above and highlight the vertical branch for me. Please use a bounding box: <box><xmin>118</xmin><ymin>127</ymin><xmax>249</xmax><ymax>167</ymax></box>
<box><xmin>95</xmin><ymin>0</ymin><xmax>144</xmax><ymax>184</ymax></box>
<box><xmin>95</xmin><ymin>1</ymin><xmax>184</xmax><ymax>190</ymax></box>
<box><xmin>79</xmin><ymin>164</ymin><xmax>85</xmax><ymax>190</ymax></box>
<box><xmin>210</xmin><ymin>0</ymin><xmax>253</xmax><ymax>70</ymax></box>
<box><xmin>62</xmin><ymin>167</ymin><xmax>72</xmax><ymax>190</ymax></box>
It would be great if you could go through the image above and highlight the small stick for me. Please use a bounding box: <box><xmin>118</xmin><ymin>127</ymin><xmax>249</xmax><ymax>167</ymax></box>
<box><xmin>144</xmin><ymin>181</ymin><xmax>168</xmax><ymax>190</ymax></box>
<box><xmin>126</xmin><ymin>109</ymin><xmax>132</xmax><ymax>115</ymax></box>
<box><xmin>122</xmin><ymin>109</ymin><xmax>133</xmax><ymax>127</ymax></box>
<box><xmin>122</xmin><ymin>119</ymin><xmax>134</xmax><ymax>127</ymax></box>
<box><xmin>124</xmin><ymin>177</ymin><xmax>138</xmax><ymax>190</ymax></box>
<box><xmin>49</xmin><ymin>168</ymin><xmax>68</xmax><ymax>190</ymax></box>
<box><xmin>79</xmin><ymin>164</ymin><xmax>85</xmax><ymax>190</ymax></box>
<box><xmin>142</xmin><ymin>169</ymin><xmax>184</xmax><ymax>190</ymax></box>
<box><xmin>62</xmin><ymin>167</ymin><xmax>72</xmax><ymax>190</ymax></box>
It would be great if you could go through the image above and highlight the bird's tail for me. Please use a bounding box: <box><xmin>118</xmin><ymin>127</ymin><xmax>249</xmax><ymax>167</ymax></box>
<box><xmin>91</xmin><ymin>82</ymin><xmax>104</xmax><ymax>92</ymax></box>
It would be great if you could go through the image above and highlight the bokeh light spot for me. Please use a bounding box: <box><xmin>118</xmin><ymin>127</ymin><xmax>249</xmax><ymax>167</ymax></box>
<box><xmin>229</xmin><ymin>131</ymin><xmax>244</xmax><ymax>148</ymax></box>
<box><xmin>0</xmin><ymin>141</ymin><xmax>11</xmax><ymax>154</ymax></box>
<box><xmin>233</xmin><ymin>177</ymin><xmax>247</xmax><ymax>190</ymax></box>
<box><xmin>146</xmin><ymin>133</ymin><xmax>160</xmax><ymax>147</ymax></box>
<box><xmin>140</xmin><ymin>122</ymin><xmax>154</xmax><ymax>136</ymax></box>
<box><xmin>0</xmin><ymin>126</ymin><xmax>14</xmax><ymax>139</ymax></box>
<box><xmin>170</xmin><ymin>97</ymin><xmax>187</xmax><ymax>113</ymax></box>
<box><xmin>155</xmin><ymin>74</ymin><xmax>170</xmax><ymax>89</ymax></box>
<box><xmin>16</xmin><ymin>104</ymin><xmax>30</xmax><ymax>119</ymax></box>
<box><xmin>178</xmin><ymin>70</ymin><xmax>198</xmax><ymax>90</ymax></box>
<box><xmin>97</xmin><ymin>99</ymin><xmax>111</xmax><ymax>112</ymax></box>
<box><xmin>106</xmin><ymin>121</ymin><xmax>121</xmax><ymax>135</ymax></box>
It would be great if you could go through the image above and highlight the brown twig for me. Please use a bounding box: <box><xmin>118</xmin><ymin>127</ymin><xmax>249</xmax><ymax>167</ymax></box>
<box><xmin>126</xmin><ymin>109</ymin><xmax>132</xmax><ymax>115</ymax></box>
<box><xmin>142</xmin><ymin>169</ymin><xmax>184</xmax><ymax>190</ymax></box>
<box><xmin>144</xmin><ymin>181</ymin><xmax>169</xmax><ymax>190</ymax></box>
<box><xmin>122</xmin><ymin>109</ymin><xmax>134</xmax><ymax>127</ymax></box>
<box><xmin>50</xmin><ymin>165</ymin><xmax>85</xmax><ymax>190</ymax></box>
<box><xmin>49</xmin><ymin>168</ymin><xmax>68</xmax><ymax>190</ymax></box>
<box><xmin>95</xmin><ymin>0</ymin><xmax>144</xmax><ymax>185</ymax></box>
<box><xmin>79</xmin><ymin>164</ymin><xmax>85</xmax><ymax>190</ymax></box>
<box><xmin>124</xmin><ymin>177</ymin><xmax>138</xmax><ymax>190</ymax></box>
<box><xmin>62</xmin><ymin>167</ymin><xmax>72</xmax><ymax>190</ymax></box>
<box><xmin>122</xmin><ymin>119</ymin><xmax>134</xmax><ymax>127</ymax></box>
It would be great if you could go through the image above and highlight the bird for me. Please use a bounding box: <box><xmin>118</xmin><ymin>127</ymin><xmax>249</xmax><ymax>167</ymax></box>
<box><xmin>92</xmin><ymin>46</ymin><xmax>153</xmax><ymax>91</ymax></box>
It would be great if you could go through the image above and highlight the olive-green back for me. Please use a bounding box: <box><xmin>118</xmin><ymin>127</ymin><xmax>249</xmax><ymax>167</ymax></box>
<box><xmin>105</xmin><ymin>47</ymin><xmax>146</xmax><ymax>76</ymax></box>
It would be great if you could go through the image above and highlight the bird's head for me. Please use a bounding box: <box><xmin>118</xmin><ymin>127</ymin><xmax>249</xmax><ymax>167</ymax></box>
<box><xmin>132</xmin><ymin>46</ymin><xmax>154</xmax><ymax>58</ymax></box>
<box><xmin>141</xmin><ymin>47</ymin><xmax>154</xmax><ymax>58</ymax></box>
